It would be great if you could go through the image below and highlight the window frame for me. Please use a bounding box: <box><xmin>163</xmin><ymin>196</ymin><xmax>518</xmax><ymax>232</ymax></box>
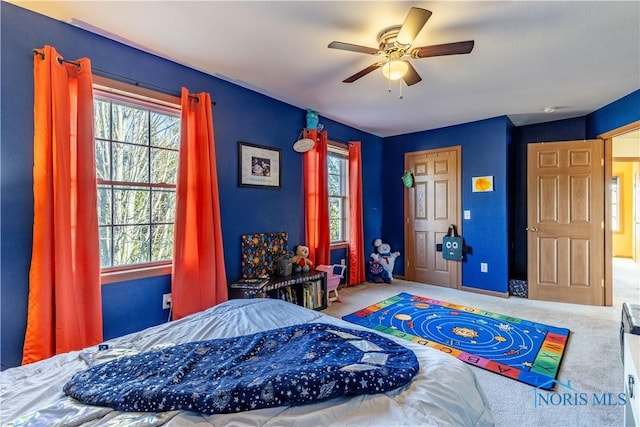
<box><xmin>93</xmin><ymin>76</ymin><xmax>181</xmax><ymax>284</ymax></box>
<box><xmin>327</xmin><ymin>142</ymin><xmax>349</xmax><ymax>248</ymax></box>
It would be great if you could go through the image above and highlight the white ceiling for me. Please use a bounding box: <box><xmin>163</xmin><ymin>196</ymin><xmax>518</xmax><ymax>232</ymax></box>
<box><xmin>10</xmin><ymin>1</ymin><xmax>640</xmax><ymax>137</ymax></box>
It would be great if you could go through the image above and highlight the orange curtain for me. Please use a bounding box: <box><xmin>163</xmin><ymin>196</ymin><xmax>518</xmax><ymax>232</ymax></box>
<box><xmin>303</xmin><ymin>129</ymin><xmax>330</xmax><ymax>266</ymax></box>
<box><xmin>23</xmin><ymin>46</ymin><xmax>102</xmax><ymax>364</ymax></box>
<box><xmin>348</xmin><ymin>141</ymin><xmax>366</xmax><ymax>285</ymax></box>
<box><xmin>172</xmin><ymin>88</ymin><xmax>227</xmax><ymax>319</ymax></box>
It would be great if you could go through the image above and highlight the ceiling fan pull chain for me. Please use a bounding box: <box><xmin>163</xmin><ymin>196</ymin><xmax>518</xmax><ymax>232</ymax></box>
<box><xmin>399</xmin><ymin>80</ymin><xmax>404</xmax><ymax>100</ymax></box>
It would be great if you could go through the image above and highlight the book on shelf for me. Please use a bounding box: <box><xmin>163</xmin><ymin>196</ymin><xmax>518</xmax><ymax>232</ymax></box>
<box><xmin>302</xmin><ymin>280</ymin><xmax>323</xmax><ymax>309</ymax></box>
<box><xmin>229</xmin><ymin>277</ymin><xmax>269</xmax><ymax>289</ymax></box>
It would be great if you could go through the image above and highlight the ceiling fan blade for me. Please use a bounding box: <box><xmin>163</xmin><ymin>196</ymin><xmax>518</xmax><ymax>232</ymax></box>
<box><xmin>328</xmin><ymin>41</ymin><xmax>379</xmax><ymax>55</ymax></box>
<box><xmin>396</xmin><ymin>7</ymin><xmax>432</xmax><ymax>46</ymax></box>
<box><xmin>410</xmin><ymin>40</ymin><xmax>475</xmax><ymax>58</ymax></box>
<box><xmin>343</xmin><ymin>63</ymin><xmax>383</xmax><ymax>83</ymax></box>
<box><xmin>402</xmin><ymin>61</ymin><xmax>422</xmax><ymax>86</ymax></box>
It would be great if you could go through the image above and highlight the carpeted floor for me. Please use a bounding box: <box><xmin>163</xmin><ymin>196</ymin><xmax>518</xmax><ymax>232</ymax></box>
<box><xmin>322</xmin><ymin>258</ymin><xmax>638</xmax><ymax>427</ymax></box>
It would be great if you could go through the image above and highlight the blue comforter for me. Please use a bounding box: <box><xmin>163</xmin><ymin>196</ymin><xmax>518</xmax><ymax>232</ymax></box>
<box><xmin>64</xmin><ymin>323</ymin><xmax>418</xmax><ymax>415</ymax></box>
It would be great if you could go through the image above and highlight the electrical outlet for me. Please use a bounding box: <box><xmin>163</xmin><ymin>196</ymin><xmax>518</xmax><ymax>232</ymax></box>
<box><xmin>480</xmin><ymin>263</ymin><xmax>488</xmax><ymax>273</ymax></box>
<box><xmin>340</xmin><ymin>259</ymin><xmax>346</xmax><ymax>265</ymax></box>
<box><xmin>464</xmin><ymin>210</ymin><xmax>471</xmax><ymax>220</ymax></box>
<box><xmin>162</xmin><ymin>293</ymin><xmax>172</xmax><ymax>309</ymax></box>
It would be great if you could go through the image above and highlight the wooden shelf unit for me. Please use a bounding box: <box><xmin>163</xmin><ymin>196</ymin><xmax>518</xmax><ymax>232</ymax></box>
<box><xmin>229</xmin><ymin>270</ymin><xmax>327</xmax><ymax>311</ymax></box>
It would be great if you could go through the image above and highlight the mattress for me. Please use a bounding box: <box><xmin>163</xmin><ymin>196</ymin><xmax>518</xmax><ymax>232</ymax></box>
<box><xmin>1</xmin><ymin>298</ymin><xmax>494</xmax><ymax>426</ymax></box>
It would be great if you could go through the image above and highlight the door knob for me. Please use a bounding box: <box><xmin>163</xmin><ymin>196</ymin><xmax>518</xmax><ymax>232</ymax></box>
<box><xmin>526</xmin><ymin>227</ymin><xmax>538</xmax><ymax>232</ymax></box>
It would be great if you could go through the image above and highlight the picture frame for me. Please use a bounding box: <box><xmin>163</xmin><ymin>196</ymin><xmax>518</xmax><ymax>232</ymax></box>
<box><xmin>472</xmin><ymin>176</ymin><xmax>494</xmax><ymax>192</ymax></box>
<box><xmin>238</xmin><ymin>141</ymin><xmax>281</xmax><ymax>189</ymax></box>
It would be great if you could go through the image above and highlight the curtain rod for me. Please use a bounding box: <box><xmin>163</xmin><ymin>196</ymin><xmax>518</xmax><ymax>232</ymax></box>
<box><xmin>32</xmin><ymin>49</ymin><xmax>215</xmax><ymax>105</ymax></box>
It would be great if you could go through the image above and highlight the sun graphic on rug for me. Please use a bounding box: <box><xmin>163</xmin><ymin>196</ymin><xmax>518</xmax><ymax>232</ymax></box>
<box><xmin>452</xmin><ymin>326</ymin><xmax>479</xmax><ymax>339</ymax></box>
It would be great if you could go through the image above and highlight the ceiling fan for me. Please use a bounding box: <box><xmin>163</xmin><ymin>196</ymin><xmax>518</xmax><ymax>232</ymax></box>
<box><xmin>328</xmin><ymin>7</ymin><xmax>474</xmax><ymax>86</ymax></box>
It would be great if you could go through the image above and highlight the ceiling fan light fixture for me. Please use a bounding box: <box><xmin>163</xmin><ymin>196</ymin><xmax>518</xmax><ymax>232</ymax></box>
<box><xmin>382</xmin><ymin>60</ymin><xmax>408</xmax><ymax>81</ymax></box>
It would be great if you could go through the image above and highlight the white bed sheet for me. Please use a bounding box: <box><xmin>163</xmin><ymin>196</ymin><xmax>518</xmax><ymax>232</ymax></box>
<box><xmin>1</xmin><ymin>298</ymin><xmax>494</xmax><ymax>426</ymax></box>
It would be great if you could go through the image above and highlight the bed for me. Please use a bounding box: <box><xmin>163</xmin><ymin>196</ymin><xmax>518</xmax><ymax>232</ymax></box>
<box><xmin>1</xmin><ymin>298</ymin><xmax>494</xmax><ymax>426</ymax></box>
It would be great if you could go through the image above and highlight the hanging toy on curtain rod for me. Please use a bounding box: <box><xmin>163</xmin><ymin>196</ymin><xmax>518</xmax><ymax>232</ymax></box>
<box><xmin>293</xmin><ymin>129</ymin><xmax>315</xmax><ymax>153</ymax></box>
<box><xmin>293</xmin><ymin>108</ymin><xmax>323</xmax><ymax>153</ymax></box>
<box><xmin>306</xmin><ymin>108</ymin><xmax>324</xmax><ymax>131</ymax></box>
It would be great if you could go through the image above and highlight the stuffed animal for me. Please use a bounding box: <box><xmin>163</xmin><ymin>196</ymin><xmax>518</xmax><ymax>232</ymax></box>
<box><xmin>292</xmin><ymin>245</ymin><xmax>314</xmax><ymax>273</ymax></box>
<box><xmin>368</xmin><ymin>260</ymin><xmax>386</xmax><ymax>283</ymax></box>
<box><xmin>306</xmin><ymin>108</ymin><xmax>319</xmax><ymax>130</ymax></box>
<box><xmin>369</xmin><ymin>239</ymin><xmax>400</xmax><ymax>283</ymax></box>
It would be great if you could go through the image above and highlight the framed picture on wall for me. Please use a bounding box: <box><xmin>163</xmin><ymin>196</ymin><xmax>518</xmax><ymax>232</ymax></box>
<box><xmin>472</xmin><ymin>176</ymin><xmax>494</xmax><ymax>192</ymax></box>
<box><xmin>238</xmin><ymin>141</ymin><xmax>281</xmax><ymax>189</ymax></box>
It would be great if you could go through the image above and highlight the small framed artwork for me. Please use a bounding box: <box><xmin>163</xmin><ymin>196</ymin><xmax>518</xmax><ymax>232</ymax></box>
<box><xmin>238</xmin><ymin>141</ymin><xmax>281</xmax><ymax>189</ymax></box>
<box><xmin>472</xmin><ymin>176</ymin><xmax>494</xmax><ymax>192</ymax></box>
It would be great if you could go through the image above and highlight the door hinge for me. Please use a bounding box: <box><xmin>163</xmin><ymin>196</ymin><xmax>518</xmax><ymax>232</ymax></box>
<box><xmin>601</xmin><ymin>221</ymin><xmax>604</xmax><ymax>229</ymax></box>
<box><xmin>602</xmin><ymin>279</ymin><xmax>605</xmax><ymax>288</ymax></box>
<box><xmin>406</xmin><ymin>217</ymin><xmax>410</xmax><ymax>224</ymax></box>
<box><xmin>601</xmin><ymin>158</ymin><xmax>604</xmax><ymax>166</ymax></box>
<box><xmin>406</xmin><ymin>261</ymin><xmax>410</xmax><ymax>267</ymax></box>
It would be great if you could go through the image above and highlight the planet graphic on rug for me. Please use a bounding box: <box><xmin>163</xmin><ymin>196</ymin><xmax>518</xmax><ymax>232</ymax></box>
<box><xmin>452</xmin><ymin>326</ymin><xmax>479</xmax><ymax>339</ymax></box>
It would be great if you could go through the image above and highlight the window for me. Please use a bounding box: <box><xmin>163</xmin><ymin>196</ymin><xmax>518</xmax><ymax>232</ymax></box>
<box><xmin>612</xmin><ymin>176</ymin><xmax>621</xmax><ymax>232</ymax></box>
<box><xmin>328</xmin><ymin>144</ymin><xmax>349</xmax><ymax>244</ymax></box>
<box><xmin>93</xmin><ymin>83</ymin><xmax>180</xmax><ymax>282</ymax></box>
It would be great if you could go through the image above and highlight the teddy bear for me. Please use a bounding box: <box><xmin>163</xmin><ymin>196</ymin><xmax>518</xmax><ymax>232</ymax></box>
<box><xmin>369</xmin><ymin>239</ymin><xmax>400</xmax><ymax>283</ymax></box>
<box><xmin>292</xmin><ymin>245</ymin><xmax>314</xmax><ymax>273</ymax></box>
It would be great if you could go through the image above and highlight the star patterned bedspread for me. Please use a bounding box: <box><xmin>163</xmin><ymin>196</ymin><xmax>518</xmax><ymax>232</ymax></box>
<box><xmin>63</xmin><ymin>323</ymin><xmax>419</xmax><ymax>415</ymax></box>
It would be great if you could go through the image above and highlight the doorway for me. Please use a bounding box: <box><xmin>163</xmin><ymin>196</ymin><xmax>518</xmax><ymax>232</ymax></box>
<box><xmin>603</xmin><ymin>121</ymin><xmax>640</xmax><ymax>306</ymax></box>
<box><xmin>610</xmin><ymin>128</ymin><xmax>640</xmax><ymax>305</ymax></box>
<box><xmin>611</xmin><ymin>129</ymin><xmax>640</xmax><ymax>261</ymax></box>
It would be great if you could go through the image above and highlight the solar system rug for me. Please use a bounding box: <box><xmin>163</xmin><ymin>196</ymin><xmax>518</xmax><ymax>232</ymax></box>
<box><xmin>342</xmin><ymin>292</ymin><xmax>570</xmax><ymax>389</ymax></box>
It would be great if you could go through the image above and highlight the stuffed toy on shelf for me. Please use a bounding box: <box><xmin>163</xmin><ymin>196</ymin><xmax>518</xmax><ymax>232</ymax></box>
<box><xmin>292</xmin><ymin>245</ymin><xmax>314</xmax><ymax>273</ymax></box>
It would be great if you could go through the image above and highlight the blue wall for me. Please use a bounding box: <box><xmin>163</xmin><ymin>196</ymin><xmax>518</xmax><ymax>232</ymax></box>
<box><xmin>383</xmin><ymin>117</ymin><xmax>512</xmax><ymax>294</ymax></box>
<box><xmin>587</xmin><ymin>90</ymin><xmax>640</xmax><ymax>138</ymax></box>
<box><xmin>0</xmin><ymin>3</ymin><xmax>382</xmax><ymax>369</ymax></box>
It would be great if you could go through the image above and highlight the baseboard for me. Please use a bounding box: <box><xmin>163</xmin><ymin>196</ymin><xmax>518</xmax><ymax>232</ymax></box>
<box><xmin>460</xmin><ymin>285</ymin><xmax>509</xmax><ymax>299</ymax></box>
<box><xmin>395</xmin><ymin>275</ymin><xmax>509</xmax><ymax>299</ymax></box>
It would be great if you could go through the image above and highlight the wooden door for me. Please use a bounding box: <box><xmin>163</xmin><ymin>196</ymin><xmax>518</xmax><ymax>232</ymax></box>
<box><xmin>527</xmin><ymin>140</ymin><xmax>604</xmax><ymax>305</ymax></box>
<box><xmin>405</xmin><ymin>147</ymin><xmax>461</xmax><ymax>288</ymax></box>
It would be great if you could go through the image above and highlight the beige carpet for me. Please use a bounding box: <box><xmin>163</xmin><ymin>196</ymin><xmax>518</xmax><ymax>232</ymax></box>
<box><xmin>322</xmin><ymin>258</ymin><xmax>639</xmax><ymax>427</ymax></box>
